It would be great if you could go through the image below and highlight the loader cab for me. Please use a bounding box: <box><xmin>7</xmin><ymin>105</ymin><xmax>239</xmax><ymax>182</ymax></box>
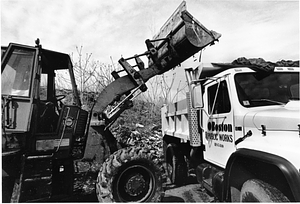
<box><xmin>1</xmin><ymin>41</ymin><xmax>82</xmax><ymax>154</ymax></box>
<box><xmin>35</xmin><ymin>45</ymin><xmax>81</xmax><ymax>133</ymax></box>
<box><xmin>2</xmin><ymin>41</ymin><xmax>89</xmax><ymax>202</ymax></box>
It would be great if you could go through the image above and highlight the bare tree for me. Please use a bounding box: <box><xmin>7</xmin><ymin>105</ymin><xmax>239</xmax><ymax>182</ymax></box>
<box><xmin>69</xmin><ymin>46</ymin><xmax>116</xmax><ymax>106</ymax></box>
<box><xmin>160</xmin><ymin>70</ymin><xmax>187</xmax><ymax>104</ymax></box>
<box><xmin>139</xmin><ymin>68</ymin><xmax>187</xmax><ymax>119</ymax></box>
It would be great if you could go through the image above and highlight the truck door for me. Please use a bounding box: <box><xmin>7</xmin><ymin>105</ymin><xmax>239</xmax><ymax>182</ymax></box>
<box><xmin>202</xmin><ymin>77</ymin><xmax>236</xmax><ymax>168</ymax></box>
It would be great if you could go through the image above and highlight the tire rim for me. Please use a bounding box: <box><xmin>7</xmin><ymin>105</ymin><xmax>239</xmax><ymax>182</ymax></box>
<box><xmin>116</xmin><ymin>164</ymin><xmax>155</xmax><ymax>202</ymax></box>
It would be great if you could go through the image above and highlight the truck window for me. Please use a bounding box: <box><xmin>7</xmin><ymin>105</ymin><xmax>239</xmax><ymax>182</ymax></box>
<box><xmin>208</xmin><ymin>81</ymin><xmax>231</xmax><ymax>114</ymax></box>
<box><xmin>235</xmin><ymin>72</ymin><xmax>299</xmax><ymax>107</ymax></box>
<box><xmin>1</xmin><ymin>48</ymin><xmax>35</xmax><ymax>97</ymax></box>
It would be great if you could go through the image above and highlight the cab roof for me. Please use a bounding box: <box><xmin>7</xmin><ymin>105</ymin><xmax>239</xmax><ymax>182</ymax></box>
<box><xmin>198</xmin><ymin>58</ymin><xmax>299</xmax><ymax>80</ymax></box>
<box><xmin>40</xmin><ymin>48</ymin><xmax>72</xmax><ymax>73</ymax></box>
<box><xmin>2</xmin><ymin>43</ymin><xmax>72</xmax><ymax>73</ymax></box>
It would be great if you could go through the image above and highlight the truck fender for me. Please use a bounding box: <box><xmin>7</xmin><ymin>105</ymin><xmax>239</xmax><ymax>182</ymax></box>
<box><xmin>223</xmin><ymin>148</ymin><xmax>300</xmax><ymax>202</ymax></box>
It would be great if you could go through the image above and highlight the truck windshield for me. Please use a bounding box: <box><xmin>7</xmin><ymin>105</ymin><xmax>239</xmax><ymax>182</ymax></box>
<box><xmin>1</xmin><ymin>48</ymin><xmax>35</xmax><ymax>97</ymax></box>
<box><xmin>235</xmin><ymin>72</ymin><xmax>299</xmax><ymax>107</ymax></box>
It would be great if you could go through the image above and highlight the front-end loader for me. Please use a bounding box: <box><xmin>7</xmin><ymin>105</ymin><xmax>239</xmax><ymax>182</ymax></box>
<box><xmin>2</xmin><ymin>1</ymin><xmax>221</xmax><ymax>202</ymax></box>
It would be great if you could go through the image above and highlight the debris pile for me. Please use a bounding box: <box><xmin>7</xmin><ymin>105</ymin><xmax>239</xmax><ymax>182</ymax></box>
<box><xmin>112</xmin><ymin>123</ymin><xmax>162</xmax><ymax>149</ymax></box>
<box><xmin>232</xmin><ymin>57</ymin><xmax>299</xmax><ymax>71</ymax></box>
<box><xmin>74</xmin><ymin>99</ymin><xmax>165</xmax><ymax>195</ymax></box>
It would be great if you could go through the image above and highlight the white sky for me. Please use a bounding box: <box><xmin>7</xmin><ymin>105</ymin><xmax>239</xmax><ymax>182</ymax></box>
<box><xmin>1</xmin><ymin>0</ymin><xmax>299</xmax><ymax>64</ymax></box>
<box><xmin>1</xmin><ymin>0</ymin><xmax>299</xmax><ymax>101</ymax></box>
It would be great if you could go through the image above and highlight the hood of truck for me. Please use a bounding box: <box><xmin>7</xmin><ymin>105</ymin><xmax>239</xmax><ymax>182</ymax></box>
<box><xmin>244</xmin><ymin>101</ymin><xmax>300</xmax><ymax>132</ymax></box>
<box><xmin>239</xmin><ymin>101</ymin><xmax>300</xmax><ymax>170</ymax></box>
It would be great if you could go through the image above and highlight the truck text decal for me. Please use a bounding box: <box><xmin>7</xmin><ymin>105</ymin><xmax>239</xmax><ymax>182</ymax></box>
<box><xmin>207</xmin><ymin>121</ymin><xmax>232</xmax><ymax>132</ymax></box>
<box><xmin>205</xmin><ymin>132</ymin><xmax>233</xmax><ymax>143</ymax></box>
<box><xmin>205</xmin><ymin>122</ymin><xmax>233</xmax><ymax>148</ymax></box>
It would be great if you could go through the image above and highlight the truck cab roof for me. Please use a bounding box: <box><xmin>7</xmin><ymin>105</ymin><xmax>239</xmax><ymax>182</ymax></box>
<box><xmin>198</xmin><ymin>61</ymin><xmax>299</xmax><ymax>80</ymax></box>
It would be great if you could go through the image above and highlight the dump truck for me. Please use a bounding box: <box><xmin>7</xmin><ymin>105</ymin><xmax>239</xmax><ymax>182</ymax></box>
<box><xmin>1</xmin><ymin>1</ymin><xmax>221</xmax><ymax>202</ymax></box>
<box><xmin>161</xmin><ymin>58</ymin><xmax>300</xmax><ymax>202</ymax></box>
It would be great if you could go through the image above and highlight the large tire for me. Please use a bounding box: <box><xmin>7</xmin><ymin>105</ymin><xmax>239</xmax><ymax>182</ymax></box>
<box><xmin>240</xmin><ymin>179</ymin><xmax>289</xmax><ymax>202</ymax></box>
<box><xmin>165</xmin><ymin>143</ymin><xmax>188</xmax><ymax>186</ymax></box>
<box><xmin>96</xmin><ymin>146</ymin><xmax>163</xmax><ymax>202</ymax></box>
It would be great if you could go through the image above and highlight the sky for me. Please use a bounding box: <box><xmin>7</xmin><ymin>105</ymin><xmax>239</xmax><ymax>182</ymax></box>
<box><xmin>1</xmin><ymin>0</ymin><xmax>299</xmax><ymax>101</ymax></box>
<box><xmin>1</xmin><ymin>0</ymin><xmax>299</xmax><ymax>63</ymax></box>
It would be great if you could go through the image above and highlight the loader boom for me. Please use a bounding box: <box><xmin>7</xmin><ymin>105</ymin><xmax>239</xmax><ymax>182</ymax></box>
<box><xmin>93</xmin><ymin>1</ymin><xmax>221</xmax><ymax>117</ymax></box>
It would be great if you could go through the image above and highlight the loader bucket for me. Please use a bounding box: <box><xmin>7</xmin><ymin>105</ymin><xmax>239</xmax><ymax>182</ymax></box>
<box><xmin>146</xmin><ymin>1</ymin><xmax>221</xmax><ymax>76</ymax></box>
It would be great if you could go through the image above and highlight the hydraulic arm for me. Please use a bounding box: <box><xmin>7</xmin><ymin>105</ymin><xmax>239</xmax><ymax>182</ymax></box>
<box><xmin>93</xmin><ymin>2</ymin><xmax>221</xmax><ymax>126</ymax></box>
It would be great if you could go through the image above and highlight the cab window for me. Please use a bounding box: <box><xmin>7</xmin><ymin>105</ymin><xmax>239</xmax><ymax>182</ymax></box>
<box><xmin>235</xmin><ymin>72</ymin><xmax>299</xmax><ymax>107</ymax></box>
<box><xmin>208</xmin><ymin>81</ymin><xmax>231</xmax><ymax>114</ymax></box>
<box><xmin>1</xmin><ymin>48</ymin><xmax>35</xmax><ymax>97</ymax></box>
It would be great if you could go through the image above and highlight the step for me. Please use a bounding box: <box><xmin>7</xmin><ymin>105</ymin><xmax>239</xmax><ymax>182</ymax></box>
<box><xmin>202</xmin><ymin>178</ymin><xmax>213</xmax><ymax>194</ymax></box>
<box><xmin>21</xmin><ymin>177</ymin><xmax>52</xmax><ymax>201</ymax></box>
<box><xmin>26</xmin><ymin>154</ymin><xmax>53</xmax><ymax>160</ymax></box>
<box><xmin>23</xmin><ymin>156</ymin><xmax>52</xmax><ymax>178</ymax></box>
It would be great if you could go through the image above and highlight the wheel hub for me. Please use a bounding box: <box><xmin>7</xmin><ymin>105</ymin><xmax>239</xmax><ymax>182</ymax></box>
<box><xmin>125</xmin><ymin>174</ymin><xmax>146</xmax><ymax>196</ymax></box>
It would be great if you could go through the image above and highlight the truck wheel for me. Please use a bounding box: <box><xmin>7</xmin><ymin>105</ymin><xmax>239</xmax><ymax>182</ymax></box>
<box><xmin>165</xmin><ymin>143</ymin><xmax>188</xmax><ymax>186</ymax></box>
<box><xmin>240</xmin><ymin>179</ymin><xmax>289</xmax><ymax>202</ymax></box>
<box><xmin>96</xmin><ymin>146</ymin><xmax>163</xmax><ymax>202</ymax></box>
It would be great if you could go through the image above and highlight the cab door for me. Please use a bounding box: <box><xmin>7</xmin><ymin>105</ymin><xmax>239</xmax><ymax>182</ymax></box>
<box><xmin>202</xmin><ymin>77</ymin><xmax>236</xmax><ymax>168</ymax></box>
<box><xmin>1</xmin><ymin>44</ymin><xmax>37</xmax><ymax>132</ymax></box>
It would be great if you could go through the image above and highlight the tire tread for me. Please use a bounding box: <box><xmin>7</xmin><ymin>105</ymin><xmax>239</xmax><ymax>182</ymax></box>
<box><xmin>96</xmin><ymin>146</ymin><xmax>163</xmax><ymax>202</ymax></box>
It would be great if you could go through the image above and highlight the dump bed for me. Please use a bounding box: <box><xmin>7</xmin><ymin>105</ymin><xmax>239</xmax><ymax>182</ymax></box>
<box><xmin>161</xmin><ymin>98</ymin><xmax>189</xmax><ymax>141</ymax></box>
<box><xmin>161</xmin><ymin>93</ymin><xmax>201</xmax><ymax>146</ymax></box>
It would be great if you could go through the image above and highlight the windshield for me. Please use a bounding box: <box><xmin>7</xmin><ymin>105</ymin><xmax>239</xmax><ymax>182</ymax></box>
<box><xmin>1</xmin><ymin>48</ymin><xmax>35</xmax><ymax>97</ymax></box>
<box><xmin>235</xmin><ymin>72</ymin><xmax>299</xmax><ymax>107</ymax></box>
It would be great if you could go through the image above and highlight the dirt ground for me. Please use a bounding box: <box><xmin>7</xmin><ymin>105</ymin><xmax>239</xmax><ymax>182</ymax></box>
<box><xmin>70</xmin><ymin>183</ymin><xmax>214</xmax><ymax>203</ymax></box>
<box><xmin>163</xmin><ymin>183</ymin><xmax>213</xmax><ymax>202</ymax></box>
<box><xmin>162</xmin><ymin>176</ymin><xmax>214</xmax><ymax>203</ymax></box>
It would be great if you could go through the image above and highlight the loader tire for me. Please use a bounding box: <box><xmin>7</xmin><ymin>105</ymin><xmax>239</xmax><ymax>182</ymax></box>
<box><xmin>96</xmin><ymin>146</ymin><xmax>163</xmax><ymax>202</ymax></box>
<box><xmin>165</xmin><ymin>143</ymin><xmax>188</xmax><ymax>186</ymax></box>
<box><xmin>240</xmin><ymin>179</ymin><xmax>289</xmax><ymax>202</ymax></box>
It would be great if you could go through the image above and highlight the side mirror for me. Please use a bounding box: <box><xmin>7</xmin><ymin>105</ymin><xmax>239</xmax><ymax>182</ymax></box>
<box><xmin>191</xmin><ymin>84</ymin><xmax>203</xmax><ymax>108</ymax></box>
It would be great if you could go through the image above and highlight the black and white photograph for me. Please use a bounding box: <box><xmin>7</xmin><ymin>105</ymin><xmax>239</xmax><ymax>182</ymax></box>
<box><xmin>1</xmin><ymin>0</ymin><xmax>299</xmax><ymax>202</ymax></box>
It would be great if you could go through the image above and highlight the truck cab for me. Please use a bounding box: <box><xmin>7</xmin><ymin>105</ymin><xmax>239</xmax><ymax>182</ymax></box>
<box><xmin>200</xmin><ymin>66</ymin><xmax>299</xmax><ymax>168</ymax></box>
<box><xmin>162</xmin><ymin>63</ymin><xmax>300</xmax><ymax>201</ymax></box>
